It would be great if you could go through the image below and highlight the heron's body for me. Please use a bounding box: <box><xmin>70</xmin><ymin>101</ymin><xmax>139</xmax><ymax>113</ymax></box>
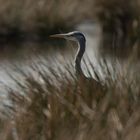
<box><xmin>50</xmin><ymin>31</ymin><xmax>103</xmax><ymax>87</ymax></box>
<box><xmin>50</xmin><ymin>31</ymin><xmax>106</xmax><ymax>107</ymax></box>
<box><xmin>50</xmin><ymin>31</ymin><xmax>86</xmax><ymax>76</ymax></box>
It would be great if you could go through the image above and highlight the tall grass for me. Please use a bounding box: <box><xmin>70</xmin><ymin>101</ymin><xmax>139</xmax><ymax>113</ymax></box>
<box><xmin>94</xmin><ymin>0</ymin><xmax>140</xmax><ymax>48</ymax></box>
<box><xmin>0</xmin><ymin>57</ymin><xmax>139</xmax><ymax>140</ymax></box>
<box><xmin>0</xmin><ymin>0</ymin><xmax>140</xmax><ymax>42</ymax></box>
<box><xmin>0</xmin><ymin>0</ymin><xmax>140</xmax><ymax>139</ymax></box>
<box><xmin>0</xmin><ymin>0</ymin><xmax>94</xmax><ymax>39</ymax></box>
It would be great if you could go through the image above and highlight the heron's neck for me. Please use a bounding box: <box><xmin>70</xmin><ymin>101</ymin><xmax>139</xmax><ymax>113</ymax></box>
<box><xmin>75</xmin><ymin>39</ymin><xmax>86</xmax><ymax>77</ymax></box>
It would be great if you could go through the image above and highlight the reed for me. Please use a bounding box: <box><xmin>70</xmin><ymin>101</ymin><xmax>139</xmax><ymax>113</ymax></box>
<box><xmin>0</xmin><ymin>0</ymin><xmax>139</xmax><ymax>41</ymax></box>
<box><xmin>0</xmin><ymin>57</ymin><xmax>139</xmax><ymax>140</ymax></box>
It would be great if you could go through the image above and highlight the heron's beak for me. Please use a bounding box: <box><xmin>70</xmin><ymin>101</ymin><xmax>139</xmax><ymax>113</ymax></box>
<box><xmin>50</xmin><ymin>34</ymin><xmax>67</xmax><ymax>39</ymax></box>
<box><xmin>50</xmin><ymin>33</ymin><xmax>76</xmax><ymax>41</ymax></box>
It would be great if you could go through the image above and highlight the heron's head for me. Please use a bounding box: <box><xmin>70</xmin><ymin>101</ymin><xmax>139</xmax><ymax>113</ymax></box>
<box><xmin>50</xmin><ymin>31</ymin><xmax>86</xmax><ymax>43</ymax></box>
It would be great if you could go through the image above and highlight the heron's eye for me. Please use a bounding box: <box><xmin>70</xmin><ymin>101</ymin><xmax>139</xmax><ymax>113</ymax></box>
<box><xmin>78</xmin><ymin>35</ymin><xmax>85</xmax><ymax>40</ymax></box>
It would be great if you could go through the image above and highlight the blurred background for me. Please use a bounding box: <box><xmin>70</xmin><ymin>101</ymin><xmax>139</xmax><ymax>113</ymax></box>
<box><xmin>0</xmin><ymin>0</ymin><xmax>140</xmax><ymax>140</ymax></box>
<box><xmin>0</xmin><ymin>0</ymin><xmax>139</xmax><ymax>84</ymax></box>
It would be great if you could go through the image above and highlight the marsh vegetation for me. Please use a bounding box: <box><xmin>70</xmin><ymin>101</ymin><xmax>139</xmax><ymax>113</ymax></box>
<box><xmin>0</xmin><ymin>0</ymin><xmax>140</xmax><ymax>140</ymax></box>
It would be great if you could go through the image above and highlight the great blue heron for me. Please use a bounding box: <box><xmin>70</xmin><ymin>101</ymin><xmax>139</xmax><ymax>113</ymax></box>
<box><xmin>50</xmin><ymin>31</ymin><xmax>105</xmax><ymax>103</ymax></box>
<box><xmin>50</xmin><ymin>31</ymin><xmax>102</xmax><ymax>85</ymax></box>
<box><xmin>50</xmin><ymin>31</ymin><xmax>86</xmax><ymax>77</ymax></box>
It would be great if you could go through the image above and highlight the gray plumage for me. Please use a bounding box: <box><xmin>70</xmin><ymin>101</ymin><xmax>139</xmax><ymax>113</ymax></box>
<box><xmin>50</xmin><ymin>31</ymin><xmax>86</xmax><ymax>77</ymax></box>
<box><xmin>50</xmin><ymin>31</ymin><xmax>106</xmax><ymax>104</ymax></box>
<box><xmin>50</xmin><ymin>31</ymin><xmax>102</xmax><ymax>85</ymax></box>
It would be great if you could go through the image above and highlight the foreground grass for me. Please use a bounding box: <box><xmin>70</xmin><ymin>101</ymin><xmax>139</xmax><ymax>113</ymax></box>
<box><xmin>0</xmin><ymin>1</ymin><xmax>139</xmax><ymax>139</ymax></box>
<box><xmin>0</xmin><ymin>57</ymin><xmax>140</xmax><ymax>140</ymax></box>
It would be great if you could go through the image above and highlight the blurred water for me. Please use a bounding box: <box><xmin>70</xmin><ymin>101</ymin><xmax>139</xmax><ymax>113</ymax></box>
<box><xmin>0</xmin><ymin>23</ymin><xmax>101</xmax><ymax>87</ymax></box>
<box><xmin>0</xmin><ymin>22</ymin><xmax>139</xmax><ymax>107</ymax></box>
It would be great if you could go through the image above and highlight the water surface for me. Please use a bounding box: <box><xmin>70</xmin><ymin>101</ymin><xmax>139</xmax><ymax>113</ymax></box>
<box><xmin>0</xmin><ymin>22</ymin><xmax>139</xmax><ymax>109</ymax></box>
